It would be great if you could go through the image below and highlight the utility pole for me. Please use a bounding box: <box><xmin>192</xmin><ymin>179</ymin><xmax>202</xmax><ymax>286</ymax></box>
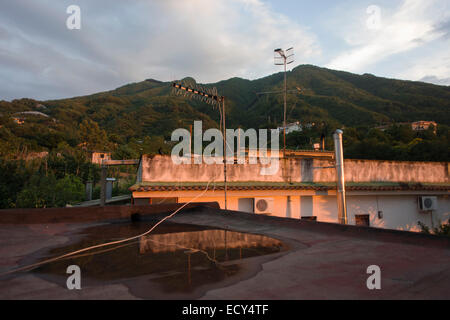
<box><xmin>274</xmin><ymin>47</ymin><xmax>294</xmax><ymax>158</ymax></box>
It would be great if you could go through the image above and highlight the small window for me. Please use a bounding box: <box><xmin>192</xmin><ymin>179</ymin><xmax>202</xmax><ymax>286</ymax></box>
<box><xmin>100</xmin><ymin>154</ymin><xmax>105</xmax><ymax>158</ymax></box>
<box><xmin>301</xmin><ymin>216</ymin><xmax>317</xmax><ymax>221</ymax></box>
<box><xmin>238</xmin><ymin>198</ymin><xmax>254</xmax><ymax>213</ymax></box>
<box><xmin>355</xmin><ymin>214</ymin><xmax>370</xmax><ymax>227</ymax></box>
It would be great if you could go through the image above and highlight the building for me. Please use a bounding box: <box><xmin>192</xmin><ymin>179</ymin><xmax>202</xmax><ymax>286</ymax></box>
<box><xmin>130</xmin><ymin>155</ymin><xmax>450</xmax><ymax>232</ymax></box>
<box><xmin>375</xmin><ymin>121</ymin><xmax>437</xmax><ymax>133</ymax></box>
<box><xmin>91</xmin><ymin>151</ymin><xmax>112</xmax><ymax>165</ymax></box>
<box><xmin>276</xmin><ymin>121</ymin><xmax>302</xmax><ymax>134</ymax></box>
<box><xmin>12</xmin><ymin>117</ymin><xmax>24</xmax><ymax>125</ymax></box>
<box><xmin>411</xmin><ymin>121</ymin><xmax>437</xmax><ymax>133</ymax></box>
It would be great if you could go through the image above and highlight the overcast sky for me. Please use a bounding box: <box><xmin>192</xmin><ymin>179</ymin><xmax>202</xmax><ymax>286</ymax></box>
<box><xmin>0</xmin><ymin>0</ymin><xmax>449</xmax><ymax>101</ymax></box>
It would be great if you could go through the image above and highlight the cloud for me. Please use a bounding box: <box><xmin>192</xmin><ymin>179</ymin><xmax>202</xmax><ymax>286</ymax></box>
<box><xmin>0</xmin><ymin>0</ymin><xmax>320</xmax><ymax>101</ymax></box>
<box><xmin>433</xmin><ymin>18</ymin><xmax>450</xmax><ymax>40</ymax></box>
<box><xmin>396</xmin><ymin>49</ymin><xmax>450</xmax><ymax>86</ymax></box>
<box><xmin>419</xmin><ymin>76</ymin><xmax>450</xmax><ymax>86</ymax></box>
<box><xmin>325</xmin><ymin>0</ymin><xmax>449</xmax><ymax>73</ymax></box>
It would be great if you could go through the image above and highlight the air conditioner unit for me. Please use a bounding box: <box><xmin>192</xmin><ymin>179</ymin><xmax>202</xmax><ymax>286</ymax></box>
<box><xmin>254</xmin><ymin>197</ymin><xmax>275</xmax><ymax>215</ymax></box>
<box><xmin>418</xmin><ymin>196</ymin><xmax>437</xmax><ymax>211</ymax></box>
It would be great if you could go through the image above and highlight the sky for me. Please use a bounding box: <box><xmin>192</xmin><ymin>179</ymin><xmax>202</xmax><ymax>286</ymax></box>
<box><xmin>0</xmin><ymin>0</ymin><xmax>449</xmax><ymax>101</ymax></box>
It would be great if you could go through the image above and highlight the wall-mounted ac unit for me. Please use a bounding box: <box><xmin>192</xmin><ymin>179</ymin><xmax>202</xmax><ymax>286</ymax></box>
<box><xmin>418</xmin><ymin>196</ymin><xmax>437</xmax><ymax>211</ymax></box>
<box><xmin>254</xmin><ymin>197</ymin><xmax>275</xmax><ymax>215</ymax></box>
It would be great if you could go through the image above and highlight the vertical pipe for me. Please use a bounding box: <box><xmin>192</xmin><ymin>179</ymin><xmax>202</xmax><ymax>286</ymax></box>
<box><xmin>223</xmin><ymin>98</ymin><xmax>227</xmax><ymax>210</ymax></box>
<box><xmin>283</xmin><ymin>58</ymin><xmax>287</xmax><ymax>158</ymax></box>
<box><xmin>224</xmin><ymin>229</ymin><xmax>228</xmax><ymax>261</ymax></box>
<box><xmin>100</xmin><ymin>164</ymin><xmax>107</xmax><ymax>206</ymax></box>
<box><xmin>287</xmin><ymin>196</ymin><xmax>293</xmax><ymax>218</ymax></box>
<box><xmin>333</xmin><ymin>129</ymin><xmax>347</xmax><ymax>224</ymax></box>
<box><xmin>85</xmin><ymin>181</ymin><xmax>92</xmax><ymax>201</ymax></box>
<box><xmin>189</xmin><ymin>124</ymin><xmax>192</xmax><ymax>157</ymax></box>
<box><xmin>237</xmin><ymin>126</ymin><xmax>241</xmax><ymax>157</ymax></box>
<box><xmin>187</xmin><ymin>253</ymin><xmax>191</xmax><ymax>286</ymax></box>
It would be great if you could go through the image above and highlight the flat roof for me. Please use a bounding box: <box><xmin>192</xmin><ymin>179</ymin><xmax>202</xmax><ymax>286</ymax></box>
<box><xmin>0</xmin><ymin>205</ymin><xmax>449</xmax><ymax>299</ymax></box>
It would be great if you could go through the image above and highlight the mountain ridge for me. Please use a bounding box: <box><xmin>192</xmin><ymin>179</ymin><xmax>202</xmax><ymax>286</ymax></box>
<box><xmin>0</xmin><ymin>64</ymin><xmax>449</xmax><ymax>157</ymax></box>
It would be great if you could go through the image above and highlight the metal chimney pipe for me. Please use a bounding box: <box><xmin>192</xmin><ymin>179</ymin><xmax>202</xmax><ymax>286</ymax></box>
<box><xmin>333</xmin><ymin>129</ymin><xmax>347</xmax><ymax>224</ymax></box>
<box><xmin>100</xmin><ymin>164</ymin><xmax>107</xmax><ymax>206</ymax></box>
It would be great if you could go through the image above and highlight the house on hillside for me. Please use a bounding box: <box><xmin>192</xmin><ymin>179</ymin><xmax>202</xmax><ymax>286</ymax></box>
<box><xmin>12</xmin><ymin>117</ymin><xmax>25</xmax><ymax>125</ymax></box>
<box><xmin>276</xmin><ymin>121</ymin><xmax>302</xmax><ymax>134</ymax></box>
<box><xmin>90</xmin><ymin>151</ymin><xmax>112</xmax><ymax>165</ymax></box>
<box><xmin>130</xmin><ymin>154</ymin><xmax>450</xmax><ymax>232</ymax></box>
<box><xmin>375</xmin><ymin>121</ymin><xmax>437</xmax><ymax>134</ymax></box>
<box><xmin>411</xmin><ymin>121</ymin><xmax>437</xmax><ymax>134</ymax></box>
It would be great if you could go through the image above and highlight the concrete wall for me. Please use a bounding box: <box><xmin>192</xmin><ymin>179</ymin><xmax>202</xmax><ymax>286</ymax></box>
<box><xmin>0</xmin><ymin>202</ymin><xmax>220</xmax><ymax>224</ymax></box>
<box><xmin>91</xmin><ymin>152</ymin><xmax>111</xmax><ymax>165</ymax></box>
<box><xmin>134</xmin><ymin>188</ymin><xmax>450</xmax><ymax>232</ymax></box>
<box><xmin>140</xmin><ymin>155</ymin><xmax>449</xmax><ymax>183</ymax></box>
<box><xmin>135</xmin><ymin>155</ymin><xmax>450</xmax><ymax>232</ymax></box>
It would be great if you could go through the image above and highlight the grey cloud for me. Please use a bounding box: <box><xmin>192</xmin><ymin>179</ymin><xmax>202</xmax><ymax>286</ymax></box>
<box><xmin>433</xmin><ymin>18</ymin><xmax>450</xmax><ymax>40</ymax></box>
<box><xmin>0</xmin><ymin>0</ymin><xmax>320</xmax><ymax>101</ymax></box>
<box><xmin>419</xmin><ymin>75</ymin><xmax>450</xmax><ymax>86</ymax></box>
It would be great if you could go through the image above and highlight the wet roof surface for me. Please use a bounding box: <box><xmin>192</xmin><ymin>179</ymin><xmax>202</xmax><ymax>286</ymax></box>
<box><xmin>31</xmin><ymin>221</ymin><xmax>285</xmax><ymax>298</ymax></box>
<box><xmin>0</xmin><ymin>206</ymin><xmax>450</xmax><ymax>299</ymax></box>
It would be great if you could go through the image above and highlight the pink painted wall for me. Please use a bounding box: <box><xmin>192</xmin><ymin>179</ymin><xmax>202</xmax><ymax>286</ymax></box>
<box><xmin>140</xmin><ymin>155</ymin><xmax>449</xmax><ymax>184</ymax></box>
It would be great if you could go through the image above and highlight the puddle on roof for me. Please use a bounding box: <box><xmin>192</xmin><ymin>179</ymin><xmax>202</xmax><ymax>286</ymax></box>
<box><xmin>32</xmin><ymin>220</ymin><xmax>285</xmax><ymax>295</ymax></box>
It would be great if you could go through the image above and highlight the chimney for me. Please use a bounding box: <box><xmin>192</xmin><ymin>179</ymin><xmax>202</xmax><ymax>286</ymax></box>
<box><xmin>333</xmin><ymin>130</ymin><xmax>347</xmax><ymax>224</ymax></box>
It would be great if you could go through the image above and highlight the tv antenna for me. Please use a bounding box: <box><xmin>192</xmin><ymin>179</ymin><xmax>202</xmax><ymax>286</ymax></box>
<box><xmin>274</xmin><ymin>47</ymin><xmax>294</xmax><ymax>157</ymax></box>
<box><xmin>171</xmin><ymin>81</ymin><xmax>228</xmax><ymax>210</ymax></box>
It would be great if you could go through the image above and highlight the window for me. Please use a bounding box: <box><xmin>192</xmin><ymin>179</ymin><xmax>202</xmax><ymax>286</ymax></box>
<box><xmin>355</xmin><ymin>214</ymin><xmax>370</xmax><ymax>227</ymax></box>
<box><xmin>238</xmin><ymin>198</ymin><xmax>254</xmax><ymax>213</ymax></box>
<box><xmin>301</xmin><ymin>216</ymin><xmax>317</xmax><ymax>221</ymax></box>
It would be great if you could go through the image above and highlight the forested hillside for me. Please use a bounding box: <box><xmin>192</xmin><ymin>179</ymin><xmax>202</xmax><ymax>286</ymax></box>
<box><xmin>1</xmin><ymin>64</ymin><xmax>449</xmax><ymax>159</ymax></box>
<box><xmin>0</xmin><ymin>65</ymin><xmax>449</xmax><ymax>208</ymax></box>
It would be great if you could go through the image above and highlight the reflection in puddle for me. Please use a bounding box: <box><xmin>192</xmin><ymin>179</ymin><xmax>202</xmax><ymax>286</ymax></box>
<box><xmin>33</xmin><ymin>221</ymin><xmax>284</xmax><ymax>293</ymax></box>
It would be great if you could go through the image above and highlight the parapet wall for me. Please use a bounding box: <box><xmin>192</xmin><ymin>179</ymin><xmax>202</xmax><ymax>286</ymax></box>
<box><xmin>0</xmin><ymin>202</ymin><xmax>220</xmax><ymax>224</ymax></box>
<box><xmin>141</xmin><ymin>155</ymin><xmax>450</xmax><ymax>184</ymax></box>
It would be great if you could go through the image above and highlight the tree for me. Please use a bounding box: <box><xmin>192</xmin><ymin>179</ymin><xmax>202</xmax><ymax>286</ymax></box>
<box><xmin>16</xmin><ymin>174</ymin><xmax>57</xmax><ymax>208</ymax></box>
<box><xmin>419</xmin><ymin>219</ymin><xmax>450</xmax><ymax>237</ymax></box>
<box><xmin>54</xmin><ymin>174</ymin><xmax>84</xmax><ymax>207</ymax></box>
<box><xmin>79</xmin><ymin>119</ymin><xmax>109</xmax><ymax>151</ymax></box>
<box><xmin>16</xmin><ymin>173</ymin><xmax>84</xmax><ymax>208</ymax></box>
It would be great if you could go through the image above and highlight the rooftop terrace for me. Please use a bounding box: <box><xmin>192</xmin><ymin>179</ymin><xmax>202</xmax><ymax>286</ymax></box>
<box><xmin>0</xmin><ymin>204</ymin><xmax>449</xmax><ymax>299</ymax></box>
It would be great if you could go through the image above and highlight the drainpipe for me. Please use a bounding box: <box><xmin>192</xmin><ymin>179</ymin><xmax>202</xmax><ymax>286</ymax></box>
<box><xmin>100</xmin><ymin>164</ymin><xmax>107</xmax><ymax>206</ymax></box>
<box><xmin>333</xmin><ymin>129</ymin><xmax>347</xmax><ymax>224</ymax></box>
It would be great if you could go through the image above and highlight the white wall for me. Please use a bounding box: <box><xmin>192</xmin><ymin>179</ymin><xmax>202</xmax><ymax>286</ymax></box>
<box><xmin>140</xmin><ymin>188</ymin><xmax>450</xmax><ymax>232</ymax></box>
<box><xmin>310</xmin><ymin>194</ymin><xmax>450</xmax><ymax>232</ymax></box>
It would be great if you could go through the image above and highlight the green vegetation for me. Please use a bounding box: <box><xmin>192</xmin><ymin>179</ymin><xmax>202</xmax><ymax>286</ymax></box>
<box><xmin>285</xmin><ymin>123</ymin><xmax>449</xmax><ymax>162</ymax></box>
<box><xmin>419</xmin><ymin>219</ymin><xmax>450</xmax><ymax>237</ymax></box>
<box><xmin>0</xmin><ymin>65</ymin><xmax>449</xmax><ymax>208</ymax></box>
<box><xmin>16</xmin><ymin>174</ymin><xmax>84</xmax><ymax>208</ymax></box>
